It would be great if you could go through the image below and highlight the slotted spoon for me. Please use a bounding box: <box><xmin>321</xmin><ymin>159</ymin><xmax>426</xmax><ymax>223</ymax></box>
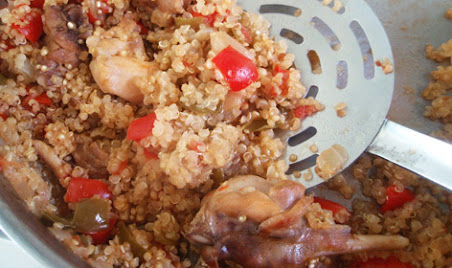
<box><xmin>238</xmin><ymin>0</ymin><xmax>452</xmax><ymax>190</ymax></box>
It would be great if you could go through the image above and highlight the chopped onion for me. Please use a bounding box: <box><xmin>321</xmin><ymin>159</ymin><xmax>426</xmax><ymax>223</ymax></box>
<box><xmin>210</xmin><ymin>31</ymin><xmax>254</xmax><ymax>60</ymax></box>
<box><xmin>315</xmin><ymin>144</ymin><xmax>348</xmax><ymax>180</ymax></box>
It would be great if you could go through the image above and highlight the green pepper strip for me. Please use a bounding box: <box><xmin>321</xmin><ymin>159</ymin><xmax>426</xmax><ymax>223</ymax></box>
<box><xmin>180</xmin><ymin>99</ymin><xmax>224</xmax><ymax>115</ymax></box>
<box><xmin>118</xmin><ymin>221</ymin><xmax>147</xmax><ymax>262</ymax></box>
<box><xmin>0</xmin><ymin>74</ymin><xmax>7</xmax><ymax>85</ymax></box>
<box><xmin>42</xmin><ymin>198</ymin><xmax>111</xmax><ymax>233</ymax></box>
<box><xmin>242</xmin><ymin>119</ymin><xmax>271</xmax><ymax>133</ymax></box>
<box><xmin>73</xmin><ymin>198</ymin><xmax>110</xmax><ymax>233</ymax></box>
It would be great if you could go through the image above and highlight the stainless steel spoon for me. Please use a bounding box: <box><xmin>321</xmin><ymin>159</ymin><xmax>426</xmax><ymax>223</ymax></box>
<box><xmin>238</xmin><ymin>0</ymin><xmax>452</xmax><ymax>190</ymax></box>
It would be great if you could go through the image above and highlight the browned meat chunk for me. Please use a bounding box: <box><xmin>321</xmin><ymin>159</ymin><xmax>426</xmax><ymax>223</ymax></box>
<box><xmin>72</xmin><ymin>135</ymin><xmax>109</xmax><ymax>179</ymax></box>
<box><xmin>184</xmin><ymin>175</ymin><xmax>410</xmax><ymax>268</ymax></box>
<box><xmin>37</xmin><ymin>4</ymin><xmax>92</xmax><ymax>87</ymax></box>
<box><xmin>44</xmin><ymin>4</ymin><xmax>92</xmax><ymax>66</ymax></box>
<box><xmin>133</xmin><ymin>0</ymin><xmax>190</xmax><ymax>27</ymax></box>
<box><xmin>33</xmin><ymin>140</ymin><xmax>71</xmax><ymax>185</ymax></box>
<box><xmin>86</xmin><ymin>16</ymin><xmax>157</xmax><ymax>103</ymax></box>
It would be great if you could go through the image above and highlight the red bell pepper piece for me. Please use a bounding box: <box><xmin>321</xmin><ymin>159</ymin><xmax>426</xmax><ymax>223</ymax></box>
<box><xmin>87</xmin><ymin>218</ymin><xmax>116</xmax><ymax>245</ymax></box>
<box><xmin>313</xmin><ymin>197</ymin><xmax>349</xmax><ymax>215</ymax></box>
<box><xmin>212</xmin><ymin>45</ymin><xmax>258</xmax><ymax>92</ymax></box>
<box><xmin>113</xmin><ymin>160</ymin><xmax>128</xmax><ymax>175</ymax></box>
<box><xmin>23</xmin><ymin>93</ymin><xmax>52</xmax><ymax>110</ymax></box>
<box><xmin>380</xmin><ymin>185</ymin><xmax>415</xmax><ymax>213</ymax></box>
<box><xmin>11</xmin><ymin>10</ymin><xmax>43</xmax><ymax>43</ymax></box>
<box><xmin>190</xmin><ymin>11</ymin><xmax>217</xmax><ymax>26</ymax></box>
<box><xmin>136</xmin><ymin>21</ymin><xmax>148</xmax><ymax>35</ymax></box>
<box><xmin>31</xmin><ymin>93</ymin><xmax>51</xmax><ymax>106</ymax></box>
<box><xmin>350</xmin><ymin>256</ymin><xmax>414</xmax><ymax>268</ymax></box>
<box><xmin>294</xmin><ymin>105</ymin><xmax>317</xmax><ymax>119</ymax></box>
<box><xmin>0</xmin><ymin>39</ymin><xmax>16</xmax><ymax>52</ymax></box>
<box><xmin>34</xmin><ymin>93</ymin><xmax>51</xmax><ymax>106</ymax></box>
<box><xmin>65</xmin><ymin>177</ymin><xmax>112</xmax><ymax>203</ymax></box>
<box><xmin>143</xmin><ymin>148</ymin><xmax>158</xmax><ymax>159</ymax></box>
<box><xmin>87</xmin><ymin>10</ymin><xmax>98</xmax><ymax>24</ymax></box>
<box><xmin>30</xmin><ymin>0</ymin><xmax>45</xmax><ymax>9</ymax></box>
<box><xmin>126</xmin><ymin>113</ymin><xmax>157</xmax><ymax>142</ymax></box>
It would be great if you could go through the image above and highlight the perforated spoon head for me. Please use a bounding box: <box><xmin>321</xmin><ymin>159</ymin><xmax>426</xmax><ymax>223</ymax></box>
<box><xmin>237</xmin><ymin>0</ymin><xmax>394</xmax><ymax>188</ymax></box>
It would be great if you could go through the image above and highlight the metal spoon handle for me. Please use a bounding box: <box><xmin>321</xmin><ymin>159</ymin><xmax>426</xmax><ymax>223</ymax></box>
<box><xmin>367</xmin><ymin>120</ymin><xmax>452</xmax><ymax>190</ymax></box>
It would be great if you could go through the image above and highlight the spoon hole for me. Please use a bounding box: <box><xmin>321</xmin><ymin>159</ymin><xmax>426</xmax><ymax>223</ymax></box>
<box><xmin>280</xmin><ymin>29</ymin><xmax>304</xmax><ymax>44</ymax></box>
<box><xmin>305</xmin><ymin>85</ymin><xmax>319</xmax><ymax>99</ymax></box>
<box><xmin>336</xmin><ymin>61</ymin><xmax>348</xmax><ymax>89</ymax></box>
<box><xmin>317</xmin><ymin>0</ymin><xmax>345</xmax><ymax>14</ymax></box>
<box><xmin>307</xmin><ymin>50</ymin><xmax>322</xmax><ymax>74</ymax></box>
<box><xmin>259</xmin><ymin>4</ymin><xmax>302</xmax><ymax>17</ymax></box>
<box><xmin>349</xmin><ymin>20</ymin><xmax>375</xmax><ymax>80</ymax></box>
<box><xmin>288</xmin><ymin>126</ymin><xmax>317</xmax><ymax>147</ymax></box>
<box><xmin>287</xmin><ymin>154</ymin><xmax>318</xmax><ymax>174</ymax></box>
<box><xmin>311</xmin><ymin>17</ymin><xmax>341</xmax><ymax>51</ymax></box>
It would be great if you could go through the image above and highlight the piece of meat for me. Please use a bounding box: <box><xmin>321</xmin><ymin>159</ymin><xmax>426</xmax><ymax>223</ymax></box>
<box><xmin>44</xmin><ymin>4</ymin><xmax>92</xmax><ymax>65</ymax></box>
<box><xmin>136</xmin><ymin>0</ymin><xmax>188</xmax><ymax>14</ymax></box>
<box><xmin>33</xmin><ymin>140</ymin><xmax>71</xmax><ymax>185</ymax></box>
<box><xmin>184</xmin><ymin>175</ymin><xmax>410</xmax><ymax>268</ymax></box>
<box><xmin>86</xmin><ymin>17</ymin><xmax>156</xmax><ymax>103</ymax></box>
<box><xmin>37</xmin><ymin>4</ymin><xmax>92</xmax><ymax>87</ymax></box>
<box><xmin>72</xmin><ymin>135</ymin><xmax>109</xmax><ymax>179</ymax></box>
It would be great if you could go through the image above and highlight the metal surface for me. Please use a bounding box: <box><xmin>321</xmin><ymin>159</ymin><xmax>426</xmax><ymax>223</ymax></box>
<box><xmin>1</xmin><ymin>0</ymin><xmax>451</xmax><ymax>267</ymax></box>
<box><xmin>239</xmin><ymin>0</ymin><xmax>394</xmax><ymax>187</ymax></box>
<box><xmin>0</xmin><ymin>175</ymin><xmax>91</xmax><ymax>268</ymax></box>
<box><xmin>368</xmin><ymin>120</ymin><xmax>452</xmax><ymax>190</ymax></box>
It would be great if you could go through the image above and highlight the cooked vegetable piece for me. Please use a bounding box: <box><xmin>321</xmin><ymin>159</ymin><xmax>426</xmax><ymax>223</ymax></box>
<box><xmin>190</xmin><ymin>11</ymin><xmax>217</xmax><ymax>26</ymax></box>
<box><xmin>274</xmin><ymin>64</ymin><xmax>290</xmax><ymax>95</ymax></box>
<box><xmin>212</xmin><ymin>45</ymin><xmax>258</xmax><ymax>91</ymax></box>
<box><xmin>113</xmin><ymin>160</ymin><xmax>128</xmax><ymax>175</ymax></box>
<box><xmin>87</xmin><ymin>10</ymin><xmax>98</xmax><ymax>24</ymax></box>
<box><xmin>87</xmin><ymin>218</ymin><xmax>116</xmax><ymax>245</ymax></box>
<box><xmin>180</xmin><ymin>99</ymin><xmax>224</xmax><ymax>115</ymax></box>
<box><xmin>126</xmin><ymin>113</ymin><xmax>157</xmax><ymax>142</ymax></box>
<box><xmin>313</xmin><ymin>197</ymin><xmax>351</xmax><ymax>223</ymax></box>
<box><xmin>380</xmin><ymin>185</ymin><xmax>415</xmax><ymax>212</ymax></box>
<box><xmin>294</xmin><ymin>104</ymin><xmax>317</xmax><ymax>119</ymax></box>
<box><xmin>242</xmin><ymin>119</ymin><xmax>271</xmax><ymax>132</ymax></box>
<box><xmin>72</xmin><ymin>198</ymin><xmax>110</xmax><ymax>233</ymax></box>
<box><xmin>30</xmin><ymin>0</ymin><xmax>45</xmax><ymax>9</ymax></box>
<box><xmin>136</xmin><ymin>21</ymin><xmax>148</xmax><ymax>34</ymax></box>
<box><xmin>174</xmin><ymin>16</ymin><xmax>204</xmax><ymax>28</ymax></box>
<box><xmin>210</xmin><ymin>31</ymin><xmax>253</xmax><ymax>60</ymax></box>
<box><xmin>313</xmin><ymin>197</ymin><xmax>348</xmax><ymax>215</ymax></box>
<box><xmin>11</xmin><ymin>10</ymin><xmax>43</xmax><ymax>43</ymax></box>
<box><xmin>65</xmin><ymin>177</ymin><xmax>112</xmax><ymax>203</ymax></box>
<box><xmin>42</xmin><ymin>212</ymin><xmax>74</xmax><ymax>228</ymax></box>
<box><xmin>0</xmin><ymin>74</ymin><xmax>7</xmax><ymax>85</ymax></box>
<box><xmin>143</xmin><ymin>148</ymin><xmax>159</xmax><ymax>159</ymax></box>
<box><xmin>350</xmin><ymin>256</ymin><xmax>414</xmax><ymax>268</ymax></box>
<box><xmin>24</xmin><ymin>93</ymin><xmax>51</xmax><ymax>107</ymax></box>
<box><xmin>118</xmin><ymin>221</ymin><xmax>147</xmax><ymax>261</ymax></box>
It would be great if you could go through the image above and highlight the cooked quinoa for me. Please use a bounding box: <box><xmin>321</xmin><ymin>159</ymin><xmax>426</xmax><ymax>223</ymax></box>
<box><xmin>0</xmin><ymin>0</ymin><xmax>450</xmax><ymax>267</ymax></box>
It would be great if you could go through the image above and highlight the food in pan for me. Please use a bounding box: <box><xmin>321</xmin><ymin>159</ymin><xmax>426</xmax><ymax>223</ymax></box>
<box><xmin>0</xmin><ymin>0</ymin><xmax>450</xmax><ymax>267</ymax></box>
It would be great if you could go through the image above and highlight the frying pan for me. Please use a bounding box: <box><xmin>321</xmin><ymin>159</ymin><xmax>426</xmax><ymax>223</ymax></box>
<box><xmin>0</xmin><ymin>0</ymin><xmax>451</xmax><ymax>267</ymax></box>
